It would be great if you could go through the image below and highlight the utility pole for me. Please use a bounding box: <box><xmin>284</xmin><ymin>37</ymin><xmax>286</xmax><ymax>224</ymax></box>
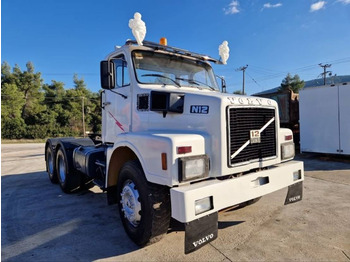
<box><xmin>82</xmin><ymin>97</ymin><xmax>86</xmax><ymax>138</ymax></box>
<box><xmin>319</xmin><ymin>63</ymin><xmax>331</xmax><ymax>85</ymax></box>
<box><xmin>236</xmin><ymin>65</ymin><xmax>248</xmax><ymax>94</ymax></box>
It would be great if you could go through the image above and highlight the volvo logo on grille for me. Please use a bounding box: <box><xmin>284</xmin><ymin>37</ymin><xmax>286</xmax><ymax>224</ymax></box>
<box><xmin>227</xmin><ymin>97</ymin><xmax>273</xmax><ymax>106</ymax></box>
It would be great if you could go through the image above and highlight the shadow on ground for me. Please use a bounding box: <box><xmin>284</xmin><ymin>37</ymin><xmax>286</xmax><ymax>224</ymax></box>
<box><xmin>1</xmin><ymin>171</ymin><xmax>138</xmax><ymax>261</ymax></box>
<box><xmin>2</xmin><ymin>171</ymin><xmax>249</xmax><ymax>261</ymax></box>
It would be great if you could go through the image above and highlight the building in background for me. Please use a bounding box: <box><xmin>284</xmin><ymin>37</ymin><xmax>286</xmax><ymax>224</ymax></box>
<box><xmin>299</xmin><ymin>82</ymin><xmax>350</xmax><ymax>155</ymax></box>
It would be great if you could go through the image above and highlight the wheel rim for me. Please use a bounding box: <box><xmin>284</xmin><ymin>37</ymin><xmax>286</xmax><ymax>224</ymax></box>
<box><xmin>47</xmin><ymin>151</ymin><xmax>54</xmax><ymax>174</ymax></box>
<box><xmin>58</xmin><ymin>155</ymin><xmax>66</xmax><ymax>183</ymax></box>
<box><xmin>120</xmin><ymin>180</ymin><xmax>141</xmax><ymax>227</ymax></box>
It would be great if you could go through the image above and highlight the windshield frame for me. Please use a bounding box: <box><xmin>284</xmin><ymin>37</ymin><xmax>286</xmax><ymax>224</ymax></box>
<box><xmin>131</xmin><ymin>50</ymin><xmax>219</xmax><ymax>91</ymax></box>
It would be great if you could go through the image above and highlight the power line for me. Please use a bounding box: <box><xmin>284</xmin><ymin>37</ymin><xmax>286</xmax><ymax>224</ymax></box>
<box><xmin>248</xmin><ymin>65</ymin><xmax>285</xmax><ymax>74</ymax></box>
<box><xmin>42</xmin><ymin>73</ymin><xmax>97</xmax><ymax>76</ymax></box>
<box><xmin>236</xmin><ymin>57</ymin><xmax>350</xmax><ymax>84</ymax></box>
<box><xmin>246</xmin><ymin>72</ymin><xmax>261</xmax><ymax>87</ymax></box>
<box><xmin>1</xmin><ymin>95</ymin><xmax>100</xmax><ymax>103</ymax></box>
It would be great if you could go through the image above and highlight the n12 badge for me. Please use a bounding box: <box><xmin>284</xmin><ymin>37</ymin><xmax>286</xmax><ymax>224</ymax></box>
<box><xmin>190</xmin><ymin>105</ymin><xmax>209</xmax><ymax>114</ymax></box>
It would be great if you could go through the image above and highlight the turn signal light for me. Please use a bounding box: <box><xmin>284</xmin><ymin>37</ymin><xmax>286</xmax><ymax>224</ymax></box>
<box><xmin>161</xmin><ymin>153</ymin><xmax>167</xmax><ymax>170</ymax></box>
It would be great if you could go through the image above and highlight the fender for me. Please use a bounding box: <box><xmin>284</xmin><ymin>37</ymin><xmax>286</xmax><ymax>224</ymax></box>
<box><xmin>45</xmin><ymin>138</ymin><xmax>94</xmax><ymax>166</ymax></box>
<box><xmin>106</xmin><ymin>131</ymin><xmax>209</xmax><ymax>187</ymax></box>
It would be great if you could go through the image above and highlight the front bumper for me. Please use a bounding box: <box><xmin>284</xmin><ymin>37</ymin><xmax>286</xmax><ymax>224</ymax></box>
<box><xmin>170</xmin><ymin>160</ymin><xmax>304</xmax><ymax>223</ymax></box>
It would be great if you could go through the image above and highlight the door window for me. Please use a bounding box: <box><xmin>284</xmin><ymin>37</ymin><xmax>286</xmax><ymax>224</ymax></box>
<box><xmin>113</xmin><ymin>56</ymin><xmax>130</xmax><ymax>87</ymax></box>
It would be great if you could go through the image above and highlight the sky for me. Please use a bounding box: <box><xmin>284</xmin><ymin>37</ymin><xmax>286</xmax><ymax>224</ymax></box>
<box><xmin>2</xmin><ymin>0</ymin><xmax>350</xmax><ymax>95</ymax></box>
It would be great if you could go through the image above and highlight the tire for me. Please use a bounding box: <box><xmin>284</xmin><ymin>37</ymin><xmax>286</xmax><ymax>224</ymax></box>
<box><xmin>56</xmin><ymin>147</ymin><xmax>81</xmax><ymax>193</ymax></box>
<box><xmin>117</xmin><ymin>160</ymin><xmax>171</xmax><ymax>246</ymax></box>
<box><xmin>46</xmin><ymin>146</ymin><xmax>58</xmax><ymax>184</ymax></box>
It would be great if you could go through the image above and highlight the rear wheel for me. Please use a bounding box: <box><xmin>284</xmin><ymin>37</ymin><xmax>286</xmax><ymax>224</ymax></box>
<box><xmin>46</xmin><ymin>146</ymin><xmax>58</xmax><ymax>184</ymax></box>
<box><xmin>117</xmin><ymin>160</ymin><xmax>171</xmax><ymax>246</ymax></box>
<box><xmin>56</xmin><ymin>148</ymin><xmax>81</xmax><ymax>193</ymax></box>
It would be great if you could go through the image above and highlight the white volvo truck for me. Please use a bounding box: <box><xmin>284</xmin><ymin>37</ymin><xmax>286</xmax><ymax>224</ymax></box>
<box><xmin>45</xmin><ymin>39</ymin><xmax>304</xmax><ymax>254</ymax></box>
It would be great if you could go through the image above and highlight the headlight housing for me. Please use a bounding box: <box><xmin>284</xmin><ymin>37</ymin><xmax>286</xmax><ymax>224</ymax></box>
<box><xmin>195</xmin><ymin>196</ymin><xmax>213</xmax><ymax>215</ymax></box>
<box><xmin>281</xmin><ymin>142</ymin><xmax>295</xmax><ymax>160</ymax></box>
<box><xmin>179</xmin><ymin>155</ymin><xmax>209</xmax><ymax>182</ymax></box>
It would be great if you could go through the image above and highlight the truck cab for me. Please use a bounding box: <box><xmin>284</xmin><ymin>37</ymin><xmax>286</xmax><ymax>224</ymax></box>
<box><xmin>46</xmin><ymin>39</ymin><xmax>304</xmax><ymax>254</ymax></box>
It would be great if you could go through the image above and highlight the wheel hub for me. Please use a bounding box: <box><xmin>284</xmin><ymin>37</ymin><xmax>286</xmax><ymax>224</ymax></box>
<box><xmin>58</xmin><ymin>156</ymin><xmax>66</xmax><ymax>183</ymax></box>
<box><xmin>47</xmin><ymin>151</ymin><xmax>54</xmax><ymax>174</ymax></box>
<box><xmin>120</xmin><ymin>180</ymin><xmax>141</xmax><ymax>227</ymax></box>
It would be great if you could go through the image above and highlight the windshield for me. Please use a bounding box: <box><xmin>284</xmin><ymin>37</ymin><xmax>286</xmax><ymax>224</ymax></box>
<box><xmin>132</xmin><ymin>51</ymin><xmax>219</xmax><ymax>91</ymax></box>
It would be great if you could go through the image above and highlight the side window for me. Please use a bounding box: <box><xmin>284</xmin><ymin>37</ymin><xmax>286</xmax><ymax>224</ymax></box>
<box><xmin>114</xmin><ymin>56</ymin><xmax>130</xmax><ymax>87</ymax></box>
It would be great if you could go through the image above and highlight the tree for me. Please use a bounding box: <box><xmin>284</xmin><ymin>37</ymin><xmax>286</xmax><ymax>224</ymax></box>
<box><xmin>89</xmin><ymin>91</ymin><xmax>102</xmax><ymax>134</ymax></box>
<box><xmin>1</xmin><ymin>62</ymin><xmax>13</xmax><ymax>84</ymax></box>
<box><xmin>1</xmin><ymin>62</ymin><xmax>101</xmax><ymax>139</ymax></box>
<box><xmin>73</xmin><ymin>73</ymin><xmax>87</xmax><ymax>91</ymax></box>
<box><xmin>1</xmin><ymin>83</ymin><xmax>26</xmax><ymax>139</ymax></box>
<box><xmin>73</xmin><ymin>74</ymin><xmax>101</xmax><ymax>135</ymax></box>
<box><xmin>62</xmin><ymin>75</ymin><xmax>101</xmax><ymax>136</ymax></box>
<box><xmin>279</xmin><ymin>73</ymin><xmax>304</xmax><ymax>93</ymax></box>
<box><xmin>42</xmin><ymin>81</ymin><xmax>70</xmax><ymax>137</ymax></box>
<box><xmin>7</xmin><ymin>62</ymin><xmax>46</xmax><ymax>124</ymax></box>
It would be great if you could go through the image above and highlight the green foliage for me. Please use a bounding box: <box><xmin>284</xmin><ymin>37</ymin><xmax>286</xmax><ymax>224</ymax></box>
<box><xmin>1</xmin><ymin>62</ymin><xmax>101</xmax><ymax>139</ymax></box>
<box><xmin>1</xmin><ymin>83</ymin><xmax>25</xmax><ymax>119</ymax></box>
<box><xmin>279</xmin><ymin>73</ymin><xmax>305</xmax><ymax>93</ymax></box>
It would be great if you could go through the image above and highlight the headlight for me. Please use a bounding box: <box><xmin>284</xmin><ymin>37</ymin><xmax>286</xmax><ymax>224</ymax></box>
<box><xmin>179</xmin><ymin>155</ymin><xmax>209</xmax><ymax>182</ymax></box>
<box><xmin>281</xmin><ymin>142</ymin><xmax>295</xmax><ymax>160</ymax></box>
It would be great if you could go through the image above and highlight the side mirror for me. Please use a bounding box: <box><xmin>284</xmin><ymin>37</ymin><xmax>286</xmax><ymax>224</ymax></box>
<box><xmin>100</xmin><ymin>61</ymin><xmax>115</xmax><ymax>89</ymax></box>
<box><xmin>216</xmin><ymin>75</ymin><xmax>226</xmax><ymax>93</ymax></box>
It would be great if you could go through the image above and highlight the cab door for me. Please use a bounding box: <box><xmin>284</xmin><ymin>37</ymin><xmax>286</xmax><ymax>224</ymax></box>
<box><xmin>102</xmin><ymin>55</ymin><xmax>131</xmax><ymax>143</ymax></box>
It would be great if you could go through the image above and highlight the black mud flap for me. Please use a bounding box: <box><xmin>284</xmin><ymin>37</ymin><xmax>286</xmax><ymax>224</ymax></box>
<box><xmin>184</xmin><ymin>212</ymin><xmax>218</xmax><ymax>254</ymax></box>
<box><xmin>106</xmin><ymin>185</ymin><xmax>118</xmax><ymax>205</ymax></box>
<box><xmin>284</xmin><ymin>181</ymin><xmax>303</xmax><ymax>205</ymax></box>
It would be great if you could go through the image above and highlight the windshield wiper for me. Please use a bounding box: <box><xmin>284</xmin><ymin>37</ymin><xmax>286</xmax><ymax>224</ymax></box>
<box><xmin>142</xmin><ymin>74</ymin><xmax>181</xmax><ymax>87</ymax></box>
<box><xmin>176</xmin><ymin>77</ymin><xmax>199</xmax><ymax>86</ymax></box>
<box><xmin>176</xmin><ymin>77</ymin><xmax>216</xmax><ymax>91</ymax></box>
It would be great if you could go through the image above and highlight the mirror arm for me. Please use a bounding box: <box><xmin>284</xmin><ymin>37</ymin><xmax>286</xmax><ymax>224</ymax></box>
<box><xmin>110</xmin><ymin>89</ymin><xmax>128</xmax><ymax>99</ymax></box>
<box><xmin>216</xmin><ymin>75</ymin><xmax>227</xmax><ymax>93</ymax></box>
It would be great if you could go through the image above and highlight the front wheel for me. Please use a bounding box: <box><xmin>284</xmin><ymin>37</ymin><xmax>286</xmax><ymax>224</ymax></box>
<box><xmin>117</xmin><ymin>160</ymin><xmax>171</xmax><ymax>246</ymax></box>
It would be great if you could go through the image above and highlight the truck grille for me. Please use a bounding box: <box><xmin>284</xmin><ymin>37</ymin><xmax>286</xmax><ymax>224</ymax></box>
<box><xmin>228</xmin><ymin>107</ymin><xmax>276</xmax><ymax>166</ymax></box>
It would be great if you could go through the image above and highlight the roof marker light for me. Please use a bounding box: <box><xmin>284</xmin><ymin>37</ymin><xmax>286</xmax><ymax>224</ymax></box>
<box><xmin>160</xmin><ymin>37</ymin><xmax>167</xmax><ymax>46</ymax></box>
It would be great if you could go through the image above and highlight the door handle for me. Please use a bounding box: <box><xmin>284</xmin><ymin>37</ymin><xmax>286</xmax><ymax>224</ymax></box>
<box><xmin>102</xmin><ymin>101</ymin><xmax>111</xmax><ymax>110</ymax></box>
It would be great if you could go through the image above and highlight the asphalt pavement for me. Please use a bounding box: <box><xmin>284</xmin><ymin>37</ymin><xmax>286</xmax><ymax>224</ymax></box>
<box><xmin>1</xmin><ymin>143</ymin><xmax>350</xmax><ymax>261</ymax></box>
